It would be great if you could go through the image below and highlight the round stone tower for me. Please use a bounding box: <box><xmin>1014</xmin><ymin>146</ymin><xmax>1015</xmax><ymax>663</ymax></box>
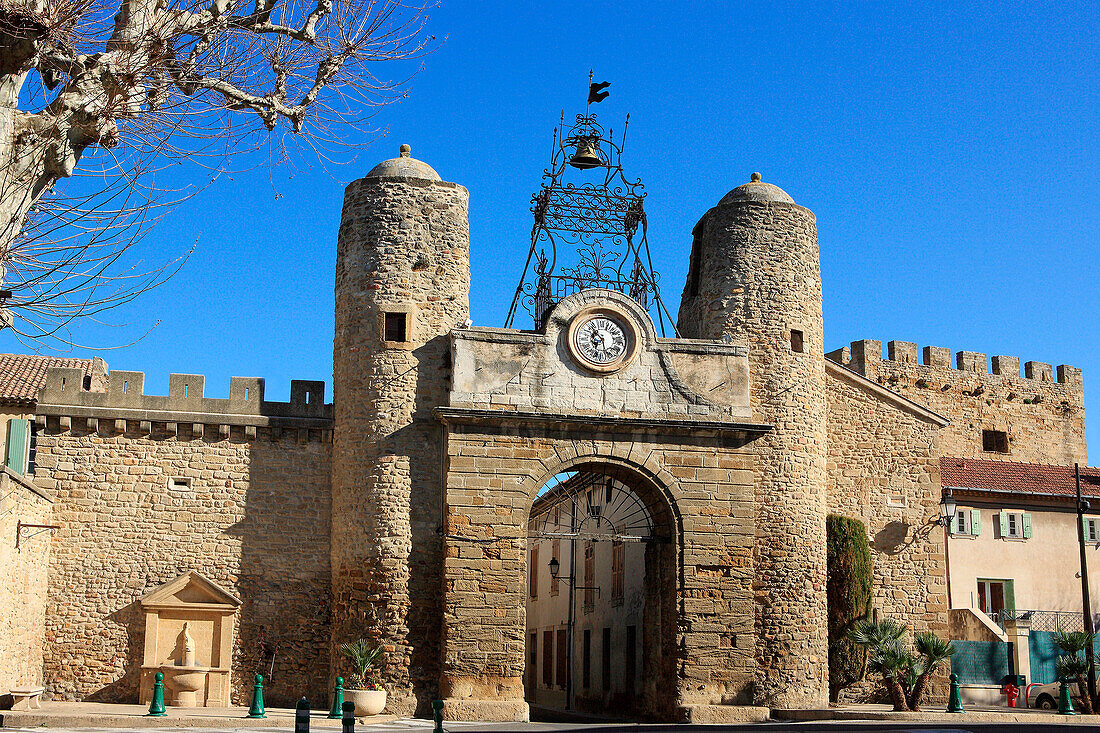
<box><xmin>332</xmin><ymin>145</ymin><xmax>470</xmax><ymax>715</ymax></box>
<box><xmin>677</xmin><ymin>173</ymin><xmax>828</xmax><ymax>708</ymax></box>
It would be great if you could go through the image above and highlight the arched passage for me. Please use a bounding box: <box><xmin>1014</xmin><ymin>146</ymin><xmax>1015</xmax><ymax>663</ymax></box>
<box><xmin>436</xmin><ymin>416</ymin><xmax>760</xmax><ymax>722</ymax></box>
<box><xmin>521</xmin><ymin>459</ymin><xmax>680</xmax><ymax>719</ymax></box>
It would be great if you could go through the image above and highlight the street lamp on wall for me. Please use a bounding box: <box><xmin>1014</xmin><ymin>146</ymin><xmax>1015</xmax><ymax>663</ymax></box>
<box><xmin>939</xmin><ymin>487</ymin><xmax>958</xmax><ymax>527</ymax></box>
<box><xmin>548</xmin><ymin>556</ymin><xmax>561</xmax><ymax>579</ymax></box>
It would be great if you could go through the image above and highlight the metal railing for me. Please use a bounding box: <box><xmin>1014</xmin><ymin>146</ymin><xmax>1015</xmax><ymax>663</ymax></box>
<box><xmin>996</xmin><ymin>609</ymin><xmax>1093</xmax><ymax>633</ymax></box>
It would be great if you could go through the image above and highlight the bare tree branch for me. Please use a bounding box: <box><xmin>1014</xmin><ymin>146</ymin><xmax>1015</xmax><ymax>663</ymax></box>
<box><xmin>0</xmin><ymin>0</ymin><xmax>437</xmax><ymax>347</ymax></box>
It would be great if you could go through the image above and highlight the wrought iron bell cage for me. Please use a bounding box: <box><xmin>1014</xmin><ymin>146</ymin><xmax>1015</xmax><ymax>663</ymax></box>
<box><xmin>504</xmin><ymin>109</ymin><xmax>677</xmax><ymax>336</ymax></box>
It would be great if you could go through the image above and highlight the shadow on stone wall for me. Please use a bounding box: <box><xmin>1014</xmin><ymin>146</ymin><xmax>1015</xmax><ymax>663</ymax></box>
<box><xmin>85</xmin><ymin>602</ymin><xmax>144</xmax><ymax>702</ymax></box>
<box><xmin>226</xmin><ymin>437</ymin><xmax>332</xmax><ymax>708</ymax></box>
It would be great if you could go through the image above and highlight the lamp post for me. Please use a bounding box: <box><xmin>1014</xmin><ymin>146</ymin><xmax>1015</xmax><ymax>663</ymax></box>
<box><xmin>940</xmin><ymin>487</ymin><xmax>958</xmax><ymax>528</ymax></box>
<box><xmin>1076</xmin><ymin>464</ymin><xmax>1096</xmax><ymax>706</ymax></box>
<box><xmin>940</xmin><ymin>487</ymin><xmax>958</xmax><ymax>620</ymax></box>
<box><xmin>547</xmin><ymin>489</ymin><xmax>606</xmax><ymax>711</ymax></box>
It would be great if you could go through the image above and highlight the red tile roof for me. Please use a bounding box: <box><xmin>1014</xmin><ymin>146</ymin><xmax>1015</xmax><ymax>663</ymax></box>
<box><xmin>0</xmin><ymin>353</ymin><xmax>94</xmax><ymax>406</ymax></box>
<box><xmin>940</xmin><ymin>456</ymin><xmax>1100</xmax><ymax>499</ymax></box>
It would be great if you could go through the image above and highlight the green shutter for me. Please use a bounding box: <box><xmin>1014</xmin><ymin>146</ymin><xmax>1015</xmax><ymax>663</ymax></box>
<box><xmin>1022</xmin><ymin>513</ymin><xmax>1032</xmax><ymax>539</ymax></box>
<box><xmin>971</xmin><ymin>509</ymin><xmax>982</xmax><ymax>536</ymax></box>
<box><xmin>1004</xmin><ymin>579</ymin><xmax>1016</xmax><ymax>612</ymax></box>
<box><xmin>998</xmin><ymin>511</ymin><xmax>1008</xmax><ymax>538</ymax></box>
<box><xmin>5</xmin><ymin>418</ymin><xmax>29</xmax><ymax>475</ymax></box>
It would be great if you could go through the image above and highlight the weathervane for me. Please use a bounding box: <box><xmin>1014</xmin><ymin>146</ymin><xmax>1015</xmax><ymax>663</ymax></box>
<box><xmin>504</xmin><ymin>72</ymin><xmax>677</xmax><ymax>336</ymax></box>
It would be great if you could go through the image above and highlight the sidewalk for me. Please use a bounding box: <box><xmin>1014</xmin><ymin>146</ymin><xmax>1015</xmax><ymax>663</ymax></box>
<box><xmin>777</xmin><ymin>702</ymin><xmax>1093</xmax><ymax>724</ymax></box>
<box><xmin>0</xmin><ymin>702</ymin><xmax>397</xmax><ymax>729</ymax></box>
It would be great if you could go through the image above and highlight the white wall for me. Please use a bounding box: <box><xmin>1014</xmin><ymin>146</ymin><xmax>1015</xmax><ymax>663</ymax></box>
<box><xmin>948</xmin><ymin>503</ymin><xmax>1100</xmax><ymax>618</ymax></box>
<box><xmin>525</xmin><ymin>477</ymin><xmax>645</xmax><ymax>711</ymax></box>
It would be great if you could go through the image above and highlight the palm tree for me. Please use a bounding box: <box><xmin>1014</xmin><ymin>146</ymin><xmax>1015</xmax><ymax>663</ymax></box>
<box><xmin>869</xmin><ymin>639</ymin><xmax>916</xmax><ymax>711</ymax></box>
<box><xmin>907</xmin><ymin>632</ymin><xmax>956</xmax><ymax>711</ymax></box>
<box><xmin>849</xmin><ymin>618</ymin><xmax>956</xmax><ymax>712</ymax></box>
<box><xmin>848</xmin><ymin>618</ymin><xmax>907</xmax><ymax>648</ymax></box>
<box><xmin>1054</xmin><ymin>631</ymin><xmax>1095</xmax><ymax>714</ymax></box>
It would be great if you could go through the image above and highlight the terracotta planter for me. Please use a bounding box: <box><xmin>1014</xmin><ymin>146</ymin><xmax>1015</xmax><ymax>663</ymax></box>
<box><xmin>344</xmin><ymin>688</ymin><xmax>387</xmax><ymax>716</ymax></box>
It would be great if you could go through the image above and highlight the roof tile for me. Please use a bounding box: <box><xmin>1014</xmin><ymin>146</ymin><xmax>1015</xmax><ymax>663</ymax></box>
<box><xmin>940</xmin><ymin>456</ymin><xmax>1100</xmax><ymax>499</ymax></box>
<box><xmin>0</xmin><ymin>353</ymin><xmax>94</xmax><ymax>405</ymax></box>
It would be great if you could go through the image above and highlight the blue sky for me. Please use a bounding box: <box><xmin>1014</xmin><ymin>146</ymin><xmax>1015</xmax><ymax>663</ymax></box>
<box><xmin>5</xmin><ymin>1</ymin><xmax>1100</xmax><ymax>457</ymax></box>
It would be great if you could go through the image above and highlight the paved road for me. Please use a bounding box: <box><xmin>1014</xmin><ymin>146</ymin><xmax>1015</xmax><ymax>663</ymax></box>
<box><xmin>8</xmin><ymin>721</ymin><xmax>1100</xmax><ymax>733</ymax></box>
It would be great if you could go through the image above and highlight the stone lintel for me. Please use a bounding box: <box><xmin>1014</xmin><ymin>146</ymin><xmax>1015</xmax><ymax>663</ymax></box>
<box><xmin>434</xmin><ymin>407</ymin><xmax>771</xmax><ymax>442</ymax></box>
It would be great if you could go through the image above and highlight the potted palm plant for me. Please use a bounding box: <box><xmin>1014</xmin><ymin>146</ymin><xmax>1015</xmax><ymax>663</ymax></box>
<box><xmin>339</xmin><ymin>639</ymin><xmax>386</xmax><ymax>715</ymax></box>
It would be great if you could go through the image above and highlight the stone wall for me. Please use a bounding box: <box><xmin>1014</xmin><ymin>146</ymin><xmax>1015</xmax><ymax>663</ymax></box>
<box><xmin>436</xmin><ymin>421</ymin><xmax>758</xmax><ymax>722</ymax></box>
<box><xmin>332</xmin><ymin>173</ymin><xmax>470</xmax><ymax>715</ymax></box>
<box><xmin>824</xmin><ymin>362</ymin><xmax>949</xmax><ymax>700</ymax></box>
<box><xmin>33</xmin><ymin>372</ymin><xmax>332</xmax><ymax>707</ymax></box>
<box><xmin>0</xmin><ymin>469</ymin><xmax>54</xmax><ymax>694</ymax></box>
<box><xmin>830</xmin><ymin>340</ymin><xmax>1086</xmax><ymax>465</ymax></box>
<box><xmin>677</xmin><ymin>191</ymin><xmax>829</xmax><ymax>708</ymax></box>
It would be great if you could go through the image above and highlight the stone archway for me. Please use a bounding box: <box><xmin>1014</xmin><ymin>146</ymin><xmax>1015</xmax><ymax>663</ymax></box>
<box><xmin>521</xmin><ymin>459</ymin><xmax>680</xmax><ymax>720</ymax></box>
<box><xmin>434</xmin><ymin>412</ymin><xmax>761</xmax><ymax>722</ymax></box>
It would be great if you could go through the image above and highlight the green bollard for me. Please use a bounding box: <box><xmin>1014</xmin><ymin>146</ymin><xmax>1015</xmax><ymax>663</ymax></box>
<box><xmin>432</xmin><ymin>699</ymin><xmax>444</xmax><ymax>733</ymax></box>
<box><xmin>146</xmin><ymin>671</ymin><xmax>167</xmax><ymax>716</ymax></box>
<box><xmin>1058</xmin><ymin>677</ymin><xmax>1078</xmax><ymax>715</ymax></box>
<box><xmin>246</xmin><ymin>673</ymin><xmax>267</xmax><ymax>718</ymax></box>
<box><xmin>328</xmin><ymin>677</ymin><xmax>344</xmax><ymax>719</ymax></box>
<box><xmin>945</xmin><ymin>672</ymin><xmax>964</xmax><ymax>713</ymax></box>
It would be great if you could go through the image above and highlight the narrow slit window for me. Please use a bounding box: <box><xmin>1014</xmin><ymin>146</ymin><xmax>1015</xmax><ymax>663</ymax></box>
<box><xmin>791</xmin><ymin>329</ymin><xmax>804</xmax><ymax>353</ymax></box>
<box><xmin>384</xmin><ymin>312</ymin><xmax>408</xmax><ymax>342</ymax></box>
<box><xmin>168</xmin><ymin>477</ymin><xmax>191</xmax><ymax>492</ymax></box>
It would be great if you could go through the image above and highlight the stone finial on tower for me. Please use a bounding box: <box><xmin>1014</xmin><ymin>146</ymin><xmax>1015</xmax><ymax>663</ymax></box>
<box><xmin>332</xmin><ymin>146</ymin><xmax>470</xmax><ymax>714</ymax></box>
<box><xmin>364</xmin><ymin>144</ymin><xmax>441</xmax><ymax>181</ymax></box>
<box><xmin>676</xmin><ymin>171</ymin><xmax>827</xmax><ymax>707</ymax></box>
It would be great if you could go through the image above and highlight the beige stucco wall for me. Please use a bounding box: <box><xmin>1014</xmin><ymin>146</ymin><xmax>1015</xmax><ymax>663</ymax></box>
<box><xmin>0</xmin><ymin>469</ymin><xmax>54</xmax><ymax>694</ymax></box>
<box><xmin>948</xmin><ymin>503</ymin><xmax>1100</xmax><ymax>614</ymax></box>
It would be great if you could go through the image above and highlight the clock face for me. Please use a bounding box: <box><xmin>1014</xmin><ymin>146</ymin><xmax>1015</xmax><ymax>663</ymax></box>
<box><xmin>574</xmin><ymin>315</ymin><xmax>628</xmax><ymax>365</ymax></box>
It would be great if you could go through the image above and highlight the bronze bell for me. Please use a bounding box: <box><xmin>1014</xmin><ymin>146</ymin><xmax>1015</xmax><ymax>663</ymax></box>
<box><xmin>568</xmin><ymin>139</ymin><xmax>602</xmax><ymax>169</ymax></box>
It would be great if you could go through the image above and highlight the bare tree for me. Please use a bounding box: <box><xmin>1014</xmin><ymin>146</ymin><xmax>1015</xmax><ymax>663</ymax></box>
<box><xmin>0</xmin><ymin>0</ymin><xmax>433</xmax><ymax>346</ymax></box>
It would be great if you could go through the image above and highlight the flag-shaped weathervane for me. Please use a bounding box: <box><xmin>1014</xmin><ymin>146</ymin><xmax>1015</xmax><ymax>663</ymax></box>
<box><xmin>587</xmin><ymin>70</ymin><xmax>610</xmax><ymax>109</ymax></box>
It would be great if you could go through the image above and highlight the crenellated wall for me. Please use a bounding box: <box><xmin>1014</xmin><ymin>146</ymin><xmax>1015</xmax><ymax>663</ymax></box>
<box><xmin>827</xmin><ymin>340</ymin><xmax>1086</xmax><ymax>465</ymax></box>
<box><xmin>33</xmin><ymin>370</ymin><xmax>333</xmax><ymax>706</ymax></box>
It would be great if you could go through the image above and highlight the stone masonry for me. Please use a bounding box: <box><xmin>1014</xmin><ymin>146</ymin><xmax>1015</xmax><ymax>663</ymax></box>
<box><xmin>437</xmin><ymin>289</ymin><xmax>768</xmax><ymax>721</ymax></box>
<box><xmin>332</xmin><ymin>160</ymin><xmax>470</xmax><ymax>716</ymax></box>
<box><xmin>31</xmin><ymin>370</ymin><xmax>332</xmax><ymax>706</ymax></box>
<box><xmin>6</xmin><ymin>143</ymin><xmax>1090</xmax><ymax>723</ymax></box>
<box><xmin>677</xmin><ymin>181</ymin><xmax>829</xmax><ymax>708</ymax></box>
<box><xmin>828</xmin><ymin>339</ymin><xmax>1086</xmax><ymax>466</ymax></box>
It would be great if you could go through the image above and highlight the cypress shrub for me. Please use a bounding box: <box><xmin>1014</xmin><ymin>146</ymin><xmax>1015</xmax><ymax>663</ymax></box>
<box><xmin>827</xmin><ymin>513</ymin><xmax>873</xmax><ymax>701</ymax></box>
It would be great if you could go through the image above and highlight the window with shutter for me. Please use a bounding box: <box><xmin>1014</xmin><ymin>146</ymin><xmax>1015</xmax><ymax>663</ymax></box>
<box><xmin>6</xmin><ymin>418</ymin><xmax>29</xmax><ymax>475</ymax></box>
<box><xmin>529</xmin><ymin>545</ymin><xmax>538</xmax><ymax>599</ymax></box>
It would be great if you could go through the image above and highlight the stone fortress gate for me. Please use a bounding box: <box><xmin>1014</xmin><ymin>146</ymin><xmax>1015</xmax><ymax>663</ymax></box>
<box><xmin>334</xmin><ymin>100</ymin><xmax>829</xmax><ymax>721</ymax></box>
<box><xmin>19</xmin><ymin>89</ymin><xmax>1087</xmax><ymax>721</ymax></box>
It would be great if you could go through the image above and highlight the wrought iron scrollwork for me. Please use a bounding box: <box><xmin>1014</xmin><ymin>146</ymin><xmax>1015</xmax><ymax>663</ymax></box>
<box><xmin>505</xmin><ymin>104</ymin><xmax>678</xmax><ymax>336</ymax></box>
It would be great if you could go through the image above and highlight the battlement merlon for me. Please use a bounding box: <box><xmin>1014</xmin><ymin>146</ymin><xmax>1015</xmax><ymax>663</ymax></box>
<box><xmin>35</xmin><ymin>368</ymin><xmax>333</xmax><ymax>429</ymax></box>
<box><xmin>835</xmin><ymin>339</ymin><xmax>1084</xmax><ymax>387</ymax></box>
